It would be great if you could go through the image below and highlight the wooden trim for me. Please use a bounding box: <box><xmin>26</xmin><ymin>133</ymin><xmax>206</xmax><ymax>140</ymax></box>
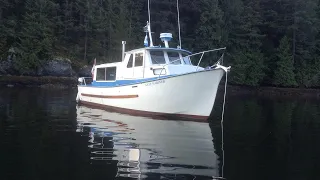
<box><xmin>78</xmin><ymin>100</ymin><xmax>209</xmax><ymax>123</ymax></box>
<box><xmin>81</xmin><ymin>93</ymin><xmax>138</xmax><ymax>99</ymax></box>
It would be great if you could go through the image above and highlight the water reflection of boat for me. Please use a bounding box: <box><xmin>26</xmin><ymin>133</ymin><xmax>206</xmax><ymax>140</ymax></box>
<box><xmin>76</xmin><ymin>105</ymin><xmax>221</xmax><ymax>179</ymax></box>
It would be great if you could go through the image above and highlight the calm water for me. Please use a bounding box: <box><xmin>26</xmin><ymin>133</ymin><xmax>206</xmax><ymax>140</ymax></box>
<box><xmin>0</xmin><ymin>87</ymin><xmax>319</xmax><ymax>180</ymax></box>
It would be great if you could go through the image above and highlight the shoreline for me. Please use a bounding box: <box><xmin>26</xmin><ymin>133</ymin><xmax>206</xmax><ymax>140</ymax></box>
<box><xmin>1</xmin><ymin>75</ymin><xmax>320</xmax><ymax>98</ymax></box>
<box><xmin>0</xmin><ymin>75</ymin><xmax>78</xmax><ymax>89</ymax></box>
<box><xmin>218</xmin><ymin>84</ymin><xmax>320</xmax><ymax>99</ymax></box>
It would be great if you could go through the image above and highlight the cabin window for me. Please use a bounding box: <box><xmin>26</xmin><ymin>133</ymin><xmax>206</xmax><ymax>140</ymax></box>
<box><xmin>134</xmin><ymin>53</ymin><xmax>143</xmax><ymax>67</ymax></box>
<box><xmin>167</xmin><ymin>52</ymin><xmax>181</xmax><ymax>65</ymax></box>
<box><xmin>96</xmin><ymin>67</ymin><xmax>117</xmax><ymax>81</ymax></box>
<box><xmin>96</xmin><ymin>68</ymin><xmax>106</xmax><ymax>81</ymax></box>
<box><xmin>106</xmin><ymin>67</ymin><xmax>117</xmax><ymax>81</ymax></box>
<box><xmin>127</xmin><ymin>54</ymin><xmax>133</xmax><ymax>68</ymax></box>
<box><xmin>150</xmin><ymin>51</ymin><xmax>166</xmax><ymax>64</ymax></box>
<box><xmin>182</xmin><ymin>53</ymin><xmax>192</xmax><ymax>65</ymax></box>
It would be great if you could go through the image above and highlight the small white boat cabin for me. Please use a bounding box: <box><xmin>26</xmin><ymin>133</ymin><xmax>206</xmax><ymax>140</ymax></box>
<box><xmin>91</xmin><ymin>33</ymin><xmax>205</xmax><ymax>87</ymax></box>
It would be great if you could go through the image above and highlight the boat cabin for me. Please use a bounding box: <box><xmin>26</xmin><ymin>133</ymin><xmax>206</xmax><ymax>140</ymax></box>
<box><xmin>91</xmin><ymin>47</ymin><xmax>203</xmax><ymax>87</ymax></box>
<box><xmin>88</xmin><ymin>27</ymin><xmax>207</xmax><ymax>87</ymax></box>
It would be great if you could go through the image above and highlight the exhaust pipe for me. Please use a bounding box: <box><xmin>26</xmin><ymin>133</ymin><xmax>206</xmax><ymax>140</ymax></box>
<box><xmin>122</xmin><ymin>41</ymin><xmax>126</xmax><ymax>61</ymax></box>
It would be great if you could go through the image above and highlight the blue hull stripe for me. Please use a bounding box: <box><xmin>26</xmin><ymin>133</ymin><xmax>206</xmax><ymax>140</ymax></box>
<box><xmin>87</xmin><ymin>75</ymin><xmax>172</xmax><ymax>87</ymax></box>
<box><xmin>78</xmin><ymin>68</ymin><xmax>219</xmax><ymax>88</ymax></box>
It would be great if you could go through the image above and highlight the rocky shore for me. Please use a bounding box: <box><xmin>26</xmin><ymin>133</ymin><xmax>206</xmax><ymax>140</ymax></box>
<box><xmin>0</xmin><ymin>56</ymin><xmax>92</xmax><ymax>88</ymax></box>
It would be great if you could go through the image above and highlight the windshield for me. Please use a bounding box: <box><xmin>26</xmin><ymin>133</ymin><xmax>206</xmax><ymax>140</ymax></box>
<box><xmin>167</xmin><ymin>51</ymin><xmax>181</xmax><ymax>65</ymax></box>
<box><xmin>150</xmin><ymin>51</ymin><xmax>166</xmax><ymax>64</ymax></box>
<box><xmin>181</xmin><ymin>52</ymin><xmax>192</xmax><ymax>65</ymax></box>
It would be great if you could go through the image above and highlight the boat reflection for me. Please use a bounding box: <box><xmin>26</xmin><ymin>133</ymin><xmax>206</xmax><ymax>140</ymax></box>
<box><xmin>76</xmin><ymin>105</ymin><xmax>222</xmax><ymax>179</ymax></box>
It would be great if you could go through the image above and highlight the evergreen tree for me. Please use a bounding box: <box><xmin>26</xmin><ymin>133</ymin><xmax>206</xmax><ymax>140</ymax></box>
<box><xmin>126</xmin><ymin>0</ymin><xmax>144</xmax><ymax>49</ymax></box>
<box><xmin>232</xmin><ymin>49</ymin><xmax>265</xmax><ymax>86</ymax></box>
<box><xmin>194</xmin><ymin>0</ymin><xmax>223</xmax><ymax>50</ymax></box>
<box><xmin>293</xmin><ymin>0</ymin><xmax>319</xmax><ymax>87</ymax></box>
<box><xmin>0</xmin><ymin>0</ymin><xmax>9</xmax><ymax>57</ymax></box>
<box><xmin>259</xmin><ymin>0</ymin><xmax>294</xmax><ymax>84</ymax></box>
<box><xmin>16</xmin><ymin>0</ymin><xmax>56</xmax><ymax>71</ymax></box>
<box><xmin>54</xmin><ymin>0</ymin><xmax>76</xmax><ymax>51</ymax></box>
<box><xmin>192</xmin><ymin>0</ymin><xmax>224</xmax><ymax>67</ymax></box>
<box><xmin>227</xmin><ymin>0</ymin><xmax>265</xmax><ymax>86</ymax></box>
<box><xmin>0</xmin><ymin>0</ymin><xmax>16</xmax><ymax>58</ymax></box>
<box><xmin>273</xmin><ymin>36</ymin><xmax>297</xmax><ymax>87</ymax></box>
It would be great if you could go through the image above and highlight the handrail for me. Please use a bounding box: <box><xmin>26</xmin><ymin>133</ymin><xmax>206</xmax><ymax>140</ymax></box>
<box><xmin>78</xmin><ymin>77</ymin><xmax>93</xmax><ymax>86</ymax></box>
<box><xmin>158</xmin><ymin>47</ymin><xmax>226</xmax><ymax>78</ymax></box>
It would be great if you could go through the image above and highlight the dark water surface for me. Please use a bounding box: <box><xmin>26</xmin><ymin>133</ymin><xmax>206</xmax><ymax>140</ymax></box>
<box><xmin>0</xmin><ymin>87</ymin><xmax>320</xmax><ymax>180</ymax></box>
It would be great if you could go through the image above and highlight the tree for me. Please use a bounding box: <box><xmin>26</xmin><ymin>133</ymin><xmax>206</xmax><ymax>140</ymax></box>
<box><xmin>259</xmin><ymin>0</ymin><xmax>294</xmax><ymax>85</ymax></box>
<box><xmin>227</xmin><ymin>0</ymin><xmax>266</xmax><ymax>86</ymax></box>
<box><xmin>231</xmin><ymin>49</ymin><xmax>265</xmax><ymax>86</ymax></box>
<box><xmin>0</xmin><ymin>0</ymin><xmax>16</xmax><ymax>58</ymax></box>
<box><xmin>273</xmin><ymin>36</ymin><xmax>297</xmax><ymax>87</ymax></box>
<box><xmin>194</xmin><ymin>0</ymin><xmax>224</xmax><ymax>50</ymax></box>
<box><xmin>292</xmin><ymin>0</ymin><xmax>319</xmax><ymax>87</ymax></box>
<box><xmin>16</xmin><ymin>0</ymin><xmax>56</xmax><ymax>71</ymax></box>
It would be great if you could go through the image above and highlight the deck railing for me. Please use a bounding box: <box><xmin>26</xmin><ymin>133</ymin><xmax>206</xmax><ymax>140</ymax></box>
<box><xmin>158</xmin><ymin>47</ymin><xmax>226</xmax><ymax>78</ymax></box>
<box><xmin>78</xmin><ymin>77</ymin><xmax>93</xmax><ymax>86</ymax></box>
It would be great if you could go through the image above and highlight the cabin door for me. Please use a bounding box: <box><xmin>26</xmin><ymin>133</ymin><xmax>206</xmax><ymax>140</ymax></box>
<box><xmin>133</xmin><ymin>52</ymin><xmax>144</xmax><ymax>79</ymax></box>
<box><xmin>123</xmin><ymin>54</ymin><xmax>134</xmax><ymax>79</ymax></box>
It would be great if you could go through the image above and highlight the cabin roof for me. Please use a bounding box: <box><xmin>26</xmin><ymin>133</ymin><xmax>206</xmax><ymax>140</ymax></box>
<box><xmin>125</xmin><ymin>47</ymin><xmax>192</xmax><ymax>54</ymax></box>
<box><xmin>95</xmin><ymin>62</ymin><xmax>122</xmax><ymax>68</ymax></box>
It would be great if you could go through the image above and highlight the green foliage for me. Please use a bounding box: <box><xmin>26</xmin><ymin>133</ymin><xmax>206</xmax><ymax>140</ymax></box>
<box><xmin>0</xmin><ymin>0</ymin><xmax>319</xmax><ymax>88</ymax></box>
<box><xmin>273</xmin><ymin>36</ymin><xmax>297</xmax><ymax>87</ymax></box>
<box><xmin>227</xmin><ymin>0</ymin><xmax>266</xmax><ymax>86</ymax></box>
<box><xmin>231</xmin><ymin>49</ymin><xmax>265</xmax><ymax>86</ymax></box>
<box><xmin>16</xmin><ymin>0</ymin><xmax>56</xmax><ymax>71</ymax></box>
<box><xmin>194</xmin><ymin>0</ymin><xmax>224</xmax><ymax>50</ymax></box>
<box><xmin>292</xmin><ymin>0</ymin><xmax>319</xmax><ymax>87</ymax></box>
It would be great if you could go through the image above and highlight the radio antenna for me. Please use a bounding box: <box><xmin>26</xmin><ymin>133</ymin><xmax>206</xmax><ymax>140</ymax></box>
<box><xmin>177</xmin><ymin>0</ymin><xmax>182</xmax><ymax>48</ymax></box>
<box><xmin>147</xmin><ymin>0</ymin><xmax>154</xmax><ymax>47</ymax></box>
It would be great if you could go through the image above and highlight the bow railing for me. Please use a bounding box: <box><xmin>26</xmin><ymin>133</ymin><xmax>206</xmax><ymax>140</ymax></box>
<box><xmin>158</xmin><ymin>47</ymin><xmax>226</xmax><ymax>78</ymax></box>
<box><xmin>78</xmin><ymin>77</ymin><xmax>93</xmax><ymax>86</ymax></box>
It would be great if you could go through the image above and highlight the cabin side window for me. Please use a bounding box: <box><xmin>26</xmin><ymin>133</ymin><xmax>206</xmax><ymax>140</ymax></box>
<box><xmin>134</xmin><ymin>53</ymin><xmax>143</xmax><ymax>67</ymax></box>
<box><xmin>127</xmin><ymin>54</ymin><xmax>133</xmax><ymax>68</ymax></box>
<box><xmin>150</xmin><ymin>51</ymin><xmax>166</xmax><ymax>64</ymax></box>
<box><xmin>106</xmin><ymin>67</ymin><xmax>117</xmax><ymax>81</ymax></box>
<box><xmin>96</xmin><ymin>67</ymin><xmax>117</xmax><ymax>81</ymax></box>
<box><xmin>167</xmin><ymin>51</ymin><xmax>181</xmax><ymax>65</ymax></box>
<box><xmin>96</xmin><ymin>68</ymin><xmax>106</xmax><ymax>81</ymax></box>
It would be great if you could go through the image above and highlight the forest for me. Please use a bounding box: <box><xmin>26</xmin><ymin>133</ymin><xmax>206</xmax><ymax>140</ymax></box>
<box><xmin>0</xmin><ymin>0</ymin><xmax>319</xmax><ymax>88</ymax></box>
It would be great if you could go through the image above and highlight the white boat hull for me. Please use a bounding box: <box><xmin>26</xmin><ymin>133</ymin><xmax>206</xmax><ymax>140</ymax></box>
<box><xmin>77</xmin><ymin>68</ymin><xmax>225</xmax><ymax>120</ymax></box>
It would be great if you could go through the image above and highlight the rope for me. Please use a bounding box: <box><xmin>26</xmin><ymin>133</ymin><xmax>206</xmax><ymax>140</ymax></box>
<box><xmin>221</xmin><ymin>68</ymin><xmax>228</xmax><ymax>178</ymax></box>
<box><xmin>177</xmin><ymin>0</ymin><xmax>182</xmax><ymax>48</ymax></box>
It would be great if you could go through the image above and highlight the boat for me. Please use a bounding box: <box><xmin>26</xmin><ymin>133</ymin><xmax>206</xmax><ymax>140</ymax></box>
<box><xmin>76</xmin><ymin>0</ymin><xmax>231</xmax><ymax>120</ymax></box>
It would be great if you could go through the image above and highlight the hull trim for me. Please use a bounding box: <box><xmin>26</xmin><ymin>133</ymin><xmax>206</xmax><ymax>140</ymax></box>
<box><xmin>78</xmin><ymin>68</ymin><xmax>225</xmax><ymax>88</ymax></box>
<box><xmin>81</xmin><ymin>93</ymin><xmax>138</xmax><ymax>99</ymax></box>
<box><xmin>78</xmin><ymin>100</ymin><xmax>209</xmax><ymax>123</ymax></box>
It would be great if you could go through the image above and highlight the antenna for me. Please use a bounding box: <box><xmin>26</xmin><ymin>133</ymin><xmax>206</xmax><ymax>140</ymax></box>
<box><xmin>177</xmin><ymin>0</ymin><xmax>182</xmax><ymax>48</ymax></box>
<box><xmin>148</xmin><ymin>0</ymin><xmax>151</xmax><ymax>25</ymax></box>
<box><xmin>147</xmin><ymin>0</ymin><xmax>154</xmax><ymax>47</ymax></box>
